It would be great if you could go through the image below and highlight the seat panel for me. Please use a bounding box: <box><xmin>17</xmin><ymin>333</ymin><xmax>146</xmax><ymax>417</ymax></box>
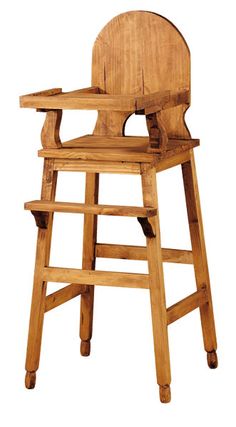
<box><xmin>39</xmin><ymin>135</ymin><xmax>199</xmax><ymax>162</ymax></box>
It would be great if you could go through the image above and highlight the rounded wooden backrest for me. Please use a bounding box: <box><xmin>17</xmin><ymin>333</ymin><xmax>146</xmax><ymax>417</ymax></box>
<box><xmin>92</xmin><ymin>11</ymin><xmax>190</xmax><ymax>138</ymax></box>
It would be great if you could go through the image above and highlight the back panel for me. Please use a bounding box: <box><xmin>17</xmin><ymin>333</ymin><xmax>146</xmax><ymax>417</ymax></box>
<box><xmin>92</xmin><ymin>11</ymin><xmax>190</xmax><ymax>138</ymax></box>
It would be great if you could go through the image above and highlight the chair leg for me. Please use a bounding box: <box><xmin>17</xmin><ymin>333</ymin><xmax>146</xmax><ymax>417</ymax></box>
<box><xmin>25</xmin><ymin>159</ymin><xmax>57</xmax><ymax>388</ymax></box>
<box><xmin>182</xmin><ymin>150</ymin><xmax>218</xmax><ymax>368</ymax></box>
<box><xmin>141</xmin><ymin>164</ymin><xmax>171</xmax><ymax>403</ymax></box>
<box><xmin>80</xmin><ymin>173</ymin><xmax>99</xmax><ymax>356</ymax></box>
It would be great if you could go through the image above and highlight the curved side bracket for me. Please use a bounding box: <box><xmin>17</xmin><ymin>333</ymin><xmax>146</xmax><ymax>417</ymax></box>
<box><xmin>40</xmin><ymin>110</ymin><xmax>62</xmax><ymax>149</ymax></box>
<box><xmin>137</xmin><ymin>217</ymin><xmax>155</xmax><ymax>238</ymax></box>
<box><xmin>31</xmin><ymin>211</ymin><xmax>49</xmax><ymax>229</ymax></box>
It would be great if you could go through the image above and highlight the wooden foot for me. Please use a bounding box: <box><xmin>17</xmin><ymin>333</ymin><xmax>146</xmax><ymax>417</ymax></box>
<box><xmin>80</xmin><ymin>340</ymin><xmax>91</xmax><ymax>356</ymax></box>
<box><xmin>25</xmin><ymin>371</ymin><xmax>36</xmax><ymax>389</ymax></box>
<box><xmin>207</xmin><ymin>350</ymin><xmax>218</xmax><ymax>369</ymax></box>
<box><xmin>159</xmin><ymin>385</ymin><xmax>171</xmax><ymax>403</ymax></box>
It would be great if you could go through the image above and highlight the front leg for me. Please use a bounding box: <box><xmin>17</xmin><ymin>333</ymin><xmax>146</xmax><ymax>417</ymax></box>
<box><xmin>25</xmin><ymin>159</ymin><xmax>57</xmax><ymax>388</ymax></box>
<box><xmin>141</xmin><ymin>164</ymin><xmax>171</xmax><ymax>403</ymax></box>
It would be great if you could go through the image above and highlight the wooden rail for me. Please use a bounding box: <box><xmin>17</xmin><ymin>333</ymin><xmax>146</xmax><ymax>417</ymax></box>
<box><xmin>95</xmin><ymin>243</ymin><xmax>193</xmax><ymax>264</ymax></box>
<box><xmin>45</xmin><ymin>284</ymin><xmax>87</xmax><ymax>312</ymax></box>
<box><xmin>167</xmin><ymin>288</ymin><xmax>208</xmax><ymax>325</ymax></box>
<box><xmin>25</xmin><ymin>200</ymin><xmax>156</xmax><ymax>218</ymax></box>
<box><xmin>43</xmin><ymin>267</ymin><xmax>150</xmax><ymax>289</ymax></box>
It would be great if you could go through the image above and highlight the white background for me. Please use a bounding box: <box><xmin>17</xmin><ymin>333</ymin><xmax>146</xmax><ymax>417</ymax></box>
<box><xmin>0</xmin><ymin>0</ymin><xmax>235</xmax><ymax>425</ymax></box>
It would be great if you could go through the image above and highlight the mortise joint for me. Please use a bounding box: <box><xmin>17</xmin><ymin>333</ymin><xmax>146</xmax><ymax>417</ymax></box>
<box><xmin>137</xmin><ymin>217</ymin><xmax>155</xmax><ymax>238</ymax></box>
<box><xmin>31</xmin><ymin>211</ymin><xmax>49</xmax><ymax>229</ymax></box>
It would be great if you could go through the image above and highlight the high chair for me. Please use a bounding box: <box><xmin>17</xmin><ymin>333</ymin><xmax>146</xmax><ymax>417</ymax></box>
<box><xmin>20</xmin><ymin>11</ymin><xmax>218</xmax><ymax>403</ymax></box>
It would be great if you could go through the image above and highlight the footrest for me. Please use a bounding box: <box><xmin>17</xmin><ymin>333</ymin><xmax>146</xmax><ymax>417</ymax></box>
<box><xmin>25</xmin><ymin>200</ymin><xmax>156</xmax><ymax>218</ymax></box>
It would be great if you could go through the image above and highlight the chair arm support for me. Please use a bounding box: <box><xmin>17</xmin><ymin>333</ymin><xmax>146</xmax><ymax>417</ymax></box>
<box><xmin>146</xmin><ymin>112</ymin><xmax>168</xmax><ymax>153</ymax></box>
<box><xmin>41</xmin><ymin>110</ymin><xmax>62</xmax><ymax>149</ymax></box>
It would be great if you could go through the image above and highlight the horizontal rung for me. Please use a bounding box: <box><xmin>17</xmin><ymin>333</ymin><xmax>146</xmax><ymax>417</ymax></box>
<box><xmin>43</xmin><ymin>267</ymin><xmax>150</xmax><ymax>289</ymax></box>
<box><xmin>53</xmin><ymin>159</ymin><xmax>141</xmax><ymax>174</ymax></box>
<box><xmin>25</xmin><ymin>200</ymin><xmax>156</xmax><ymax>218</ymax></box>
<box><xmin>167</xmin><ymin>288</ymin><xmax>208</xmax><ymax>325</ymax></box>
<box><xmin>45</xmin><ymin>284</ymin><xmax>86</xmax><ymax>312</ymax></box>
<box><xmin>95</xmin><ymin>243</ymin><xmax>193</xmax><ymax>264</ymax></box>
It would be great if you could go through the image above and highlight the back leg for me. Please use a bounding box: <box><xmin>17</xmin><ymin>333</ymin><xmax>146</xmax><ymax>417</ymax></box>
<box><xmin>80</xmin><ymin>173</ymin><xmax>99</xmax><ymax>356</ymax></box>
<box><xmin>182</xmin><ymin>150</ymin><xmax>218</xmax><ymax>367</ymax></box>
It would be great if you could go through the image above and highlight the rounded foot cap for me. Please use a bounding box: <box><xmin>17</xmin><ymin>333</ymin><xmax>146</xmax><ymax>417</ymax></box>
<box><xmin>207</xmin><ymin>350</ymin><xmax>218</xmax><ymax>369</ymax></box>
<box><xmin>80</xmin><ymin>340</ymin><xmax>91</xmax><ymax>356</ymax></box>
<box><xmin>25</xmin><ymin>371</ymin><xmax>36</xmax><ymax>389</ymax></box>
<box><xmin>159</xmin><ymin>385</ymin><xmax>171</xmax><ymax>403</ymax></box>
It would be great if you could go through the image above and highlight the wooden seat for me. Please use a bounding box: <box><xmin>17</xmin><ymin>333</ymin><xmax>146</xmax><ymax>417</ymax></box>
<box><xmin>38</xmin><ymin>135</ymin><xmax>199</xmax><ymax>163</ymax></box>
<box><xmin>20</xmin><ymin>10</ymin><xmax>218</xmax><ymax>403</ymax></box>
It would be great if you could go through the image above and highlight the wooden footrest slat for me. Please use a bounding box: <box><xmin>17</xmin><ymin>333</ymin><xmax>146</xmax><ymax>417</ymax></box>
<box><xmin>95</xmin><ymin>243</ymin><xmax>193</xmax><ymax>264</ymax></box>
<box><xmin>167</xmin><ymin>287</ymin><xmax>208</xmax><ymax>325</ymax></box>
<box><xmin>43</xmin><ymin>267</ymin><xmax>149</xmax><ymax>289</ymax></box>
<box><xmin>45</xmin><ymin>284</ymin><xmax>87</xmax><ymax>313</ymax></box>
<box><xmin>25</xmin><ymin>200</ymin><xmax>156</xmax><ymax>218</ymax></box>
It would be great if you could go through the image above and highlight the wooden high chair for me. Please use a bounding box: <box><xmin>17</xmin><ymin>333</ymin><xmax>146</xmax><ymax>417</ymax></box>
<box><xmin>20</xmin><ymin>11</ymin><xmax>218</xmax><ymax>403</ymax></box>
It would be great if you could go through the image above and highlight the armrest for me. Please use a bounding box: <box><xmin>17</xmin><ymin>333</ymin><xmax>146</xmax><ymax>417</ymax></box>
<box><xmin>19</xmin><ymin>86</ymin><xmax>100</xmax><ymax>109</ymax></box>
<box><xmin>135</xmin><ymin>89</ymin><xmax>190</xmax><ymax>115</ymax></box>
<box><xmin>19</xmin><ymin>86</ymin><xmax>137</xmax><ymax>111</ymax></box>
<box><xmin>20</xmin><ymin>87</ymin><xmax>189</xmax><ymax>112</ymax></box>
